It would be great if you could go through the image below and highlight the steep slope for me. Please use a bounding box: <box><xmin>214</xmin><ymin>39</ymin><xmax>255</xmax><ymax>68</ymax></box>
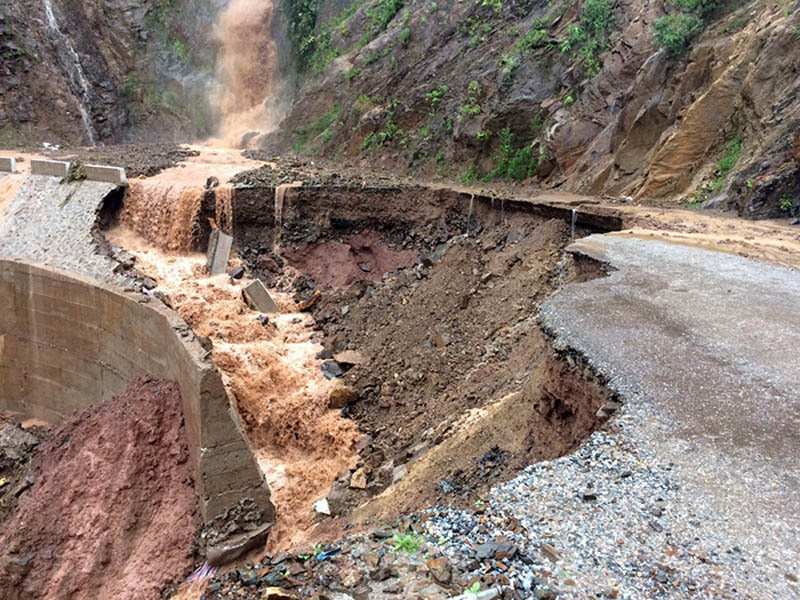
<box><xmin>267</xmin><ymin>0</ymin><xmax>799</xmax><ymax>216</ymax></box>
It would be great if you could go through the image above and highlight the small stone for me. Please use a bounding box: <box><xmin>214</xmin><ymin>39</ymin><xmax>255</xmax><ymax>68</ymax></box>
<box><xmin>786</xmin><ymin>573</ymin><xmax>798</xmax><ymax>582</ymax></box>
<box><xmin>340</xmin><ymin>565</ymin><xmax>362</xmax><ymax>587</ymax></box>
<box><xmin>383</xmin><ymin>581</ymin><xmax>404</xmax><ymax>594</ymax></box>
<box><xmin>392</xmin><ymin>464</ymin><xmax>408</xmax><ymax>484</ymax></box>
<box><xmin>427</xmin><ymin>556</ymin><xmax>452</xmax><ymax>585</ymax></box>
<box><xmin>141</xmin><ymin>277</ymin><xmax>156</xmax><ymax>290</ymax></box>
<box><xmin>313</xmin><ymin>497</ymin><xmax>331</xmax><ymax>515</ymax></box>
<box><xmin>582</xmin><ymin>488</ymin><xmax>597</xmax><ymax>501</ymax></box>
<box><xmin>330</xmin><ymin>381</ymin><xmax>358</xmax><ymax>409</ymax></box>
<box><xmin>476</xmin><ymin>542</ymin><xmax>498</xmax><ymax>560</ymax></box>
<box><xmin>229</xmin><ymin>266</ymin><xmax>245</xmax><ymax>279</ymax></box>
<box><xmin>349</xmin><ymin>467</ymin><xmax>368</xmax><ymax>490</ymax></box>
<box><xmin>321</xmin><ymin>361</ymin><xmax>345</xmax><ymax>379</ymax></box>
<box><xmin>365</xmin><ymin>552</ymin><xmax>381</xmax><ymax>568</ymax></box>
<box><xmin>236</xmin><ymin>568</ymin><xmax>259</xmax><ymax>586</ymax></box>
<box><xmin>359</xmin><ymin>263</ymin><xmax>372</xmax><ymax>272</ymax></box>
<box><xmin>541</xmin><ymin>543</ymin><xmax>560</xmax><ymax>562</ymax></box>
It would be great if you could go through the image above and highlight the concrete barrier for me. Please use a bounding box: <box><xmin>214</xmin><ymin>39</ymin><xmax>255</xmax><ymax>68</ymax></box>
<box><xmin>84</xmin><ymin>164</ymin><xmax>127</xmax><ymax>185</ymax></box>
<box><xmin>0</xmin><ymin>157</ymin><xmax>15</xmax><ymax>173</ymax></box>
<box><xmin>30</xmin><ymin>159</ymin><xmax>70</xmax><ymax>178</ymax></box>
<box><xmin>0</xmin><ymin>259</ymin><xmax>274</xmax><ymax>556</ymax></box>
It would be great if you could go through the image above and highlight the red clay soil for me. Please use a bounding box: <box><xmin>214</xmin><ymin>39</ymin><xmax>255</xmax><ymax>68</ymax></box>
<box><xmin>282</xmin><ymin>230</ymin><xmax>417</xmax><ymax>289</ymax></box>
<box><xmin>0</xmin><ymin>378</ymin><xmax>200</xmax><ymax>600</ymax></box>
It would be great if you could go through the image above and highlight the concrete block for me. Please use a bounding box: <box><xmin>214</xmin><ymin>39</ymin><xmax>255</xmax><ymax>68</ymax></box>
<box><xmin>206</xmin><ymin>229</ymin><xmax>233</xmax><ymax>275</ymax></box>
<box><xmin>30</xmin><ymin>159</ymin><xmax>70</xmax><ymax>178</ymax></box>
<box><xmin>0</xmin><ymin>157</ymin><xmax>16</xmax><ymax>173</ymax></box>
<box><xmin>242</xmin><ymin>279</ymin><xmax>280</xmax><ymax>313</ymax></box>
<box><xmin>84</xmin><ymin>164</ymin><xmax>127</xmax><ymax>185</ymax></box>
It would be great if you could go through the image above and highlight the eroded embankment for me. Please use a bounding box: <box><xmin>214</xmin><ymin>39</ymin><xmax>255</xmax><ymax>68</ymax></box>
<box><xmin>0</xmin><ymin>378</ymin><xmax>199</xmax><ymax>600</ymax></box>
<box><xmin>105</xmin><ymin>180</ymin><xmax>616</xmax><ymax>553</ymax></box>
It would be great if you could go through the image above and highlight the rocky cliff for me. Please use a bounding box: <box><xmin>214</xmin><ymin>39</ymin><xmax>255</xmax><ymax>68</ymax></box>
<box><xmin>268</xmin><ymin>0</ymin><xmax>799</xmax><ymax>216</ymax></box>
<box><xmin>1</xmin><ymin>0</ymin><xmax>797</xmax><ymax>216</ymax></box>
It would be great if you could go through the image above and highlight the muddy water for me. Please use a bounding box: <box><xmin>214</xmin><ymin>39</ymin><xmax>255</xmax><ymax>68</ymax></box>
<box><xmin>209</xmin><ymin>0</ymin><xmax>282</xmax><ymax>148</ymax></box>
<box><xmin>105</xmin><ymin>227</ymin><xmax>360</xmax><ymax>550</ymax></box>
<box><xmin>119</xmin><ymin>180</ymin><xmax>204</xmax><ymax>252</ymax></box>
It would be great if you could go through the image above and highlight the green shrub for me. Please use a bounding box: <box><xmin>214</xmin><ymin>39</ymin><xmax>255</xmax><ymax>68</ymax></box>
<box><xmin>506</xmin><ymin>146</ymin><xmax>537</xmax><ymax>180</ymax></box>
<box><xmin>293</xmin><ymin>104</ymin><xmax>341</xmax><ymax>152</ymax></box>
<box><xmin>361</xmin><ymin>0</ymin><xmax>405</xmax><ymax>45</ymax></box>
<box><xmin>653</xmin><ymin>13</ymin><xmax>703</xmax><ymax>56</ymax></box>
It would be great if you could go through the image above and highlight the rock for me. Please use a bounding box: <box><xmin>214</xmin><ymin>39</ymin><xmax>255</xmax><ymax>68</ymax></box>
<box><xmin>365</xmin><ymin>552</ymin><xmax>381</xmax><ymax>568</ymax></box>
<box><xmin>205</xmin><ymin>176</ymin><xmax>220</xmax><ymax>189</ymax></box>
<box><xmin>494</xmin><ymin>541</ymin><xmax>518</xmax><ymax>560</ymax></box>
<box><xmin>313</xmin><ymin>497</ymin><xmax>331</xmax><ymax>515</ymax></box>
<box><xmin>392</xmin><ymin>464</ymin><xmax>408</xmax><ymax>484</ymax></box>
<box><xmin>370</xmin><ymin>566</ymin><xmax>398</xmax><ymax>581</ymax></box>
<box><xmin>330</xmin><ymin>382</ymin><xmax>358</xmax><ymax>409</ymax></box>
<box><xmin>786</xmin><ymin>573</ymin><xmax>798</xmax><ymax>582</ymax></box>
<box><xmin>321</xmin><ymin>361</ymin><xmax>345</xmax><ymax>379</ymax></box>
<box><xmin>359</xmin><ymin>263</ymin><xmax>372</xmax><ymax>272</ymax></box>
<box><xmin>582</xmin><ymin>488</ymin><xmax>597</xmax><ymax>501</ymax></box>
<box><xmin>236</xmin><ymin>568</ymin><xmax>259</xmax><ymax>586</ymax></box>
<box><xmin>141</xmin><ymin>277</ymin><xmax>156</xmax><ymax>290</ymax></box>
<box><xmin>349</xmin><ymin>467</ymin><xmax>368</xmax><ymax>489</ymax></box>
<box><xmin>541</xmin><ymin>543</ymin><xmax>560</xmax><ymax>562</ymax></box>
<box><xmin>340</xmin><ymin>565</ymin><xmax>362</xmax><ymax>587</ymax></box>
<box><xmin>475</xmin><ymin>542</ymin><xmax>498</xmax><ymax>560</ymax></box>
<box><xmin>426</xmin><ymin>556</ymin><xmax>452</xmax><ymax>584</ymax></box>
<box><xmin>334</xmin><ymin>350</ymin><xmax>365</xmax><ymax>365</ymax></box>
<box><xmin>229</xmin><ymin>266</ymin><xmax>245</xmax><ymax>279</ymax></box>
<box><xmin>383</xmin><ymin>581</ymin><xmax>404</xmax><ymax>594</ymax></box>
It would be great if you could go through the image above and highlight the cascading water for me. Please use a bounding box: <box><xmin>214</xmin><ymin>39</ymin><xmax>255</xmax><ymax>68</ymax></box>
<box><xmin>118</xmin><ymin>180</ymin><xmax>204</xmax><ymax>252</ymax></box>
<box><xmin>209</xmin><ymin>0</ymin><xmax>283</xmax><ymax>148</ymax></box>
<box><xmin>43</xmin><ymin>0</ymin><xmax>97</xmax><ymax>146</ymax></box>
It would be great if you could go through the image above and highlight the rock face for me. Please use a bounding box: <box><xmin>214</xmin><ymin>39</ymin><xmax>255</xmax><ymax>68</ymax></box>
<box><xmin>267</xmin><ymin>0</ymin><xmax>799</xmax><ymax>217</ymax></box>
<box><xmin>0</xmin><ymin>0</ymin><xmax>227</xmax><ymax>146</ymax></box>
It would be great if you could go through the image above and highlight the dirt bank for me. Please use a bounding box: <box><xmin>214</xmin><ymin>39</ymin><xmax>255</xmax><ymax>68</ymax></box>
<box><xmin>0</xmin><ymin>378</ymin><xmax>200</xmax><ymax>600</ymax></box>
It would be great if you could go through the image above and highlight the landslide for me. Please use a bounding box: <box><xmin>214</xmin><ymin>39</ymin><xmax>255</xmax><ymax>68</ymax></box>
<box><xmin>267</xmin><ymin>0</ymin><xmax>800</xmax><ymax>218</ymax></box>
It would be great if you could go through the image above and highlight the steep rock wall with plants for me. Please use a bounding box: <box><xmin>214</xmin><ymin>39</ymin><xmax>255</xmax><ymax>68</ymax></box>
<box><xmin>269</xmin><ymin>0</ymin><xmax>799</xmax><ymax>217</ymax></box>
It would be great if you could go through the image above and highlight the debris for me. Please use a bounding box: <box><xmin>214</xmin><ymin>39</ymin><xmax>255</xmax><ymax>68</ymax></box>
<box><xmin>205</xmin><ymin>176</ymin><xmax>220</xmax><ymax>190</ymax></box>
<box><xmin>229</xmin><ymin>266</ymin><xmax>245</xmax><ymax>279</ymax></box>
<box><xmin>206</xmin><ymin>229</ymin><xmax>233</xmax><ymax>275</ymax></box>
<box><xmin>334</xmin><ymin>350</ymin><xmax>365</xmax><ymax>365</ymax></box>
<box><xmin>349</xmin><ymin>467</ymin><xmax>368</xmax><ymax>490</ymax></box>
<box><xmin>242</xmin><ymin>279</ymin><xmax>280</xmax><ymax>313</ymax></box>
<box><xmin>359</xmin><ymin>264</ymin><xmax>372</xmax><ymax>273</ymax></box>
<box><xmin>141</xmin><ymin>277</ymin><xmax>157</xmax><ymax>290</ymax></box>
<box><xmin>315</xmin><ymin>547</ymin><xmax>341</xmax><ymax>562</ymax></box>
<box><xmin>263</xmin><ymin>587</ymin><xmax>292</xmax><ymax>599</ymax></box>
<box><xmin>392</xmin><ymin>464</ymin><xmax>408</xmax><ymax>485</ymax></box>
<box><xmin>541</xmin><ymin>543</ymin><xmax>560</xmax><ymax>562</ymax></box>
<box><xmin>297</xmin><ymin>289</ymin><xmax>321</xmax><ymax>311</ymax></box>
<box><xmin>321</xmin><ymin>361</ymin><xmax>345</xmax><ymax>379</ymax></box>
<box><xmin>329</xmin><ymin>381</ymin><xmax>358</xmax><ymax>409</ymax></box>
<box><xmin>313</xmin><ymin>497</ymin><xmax>331</xmax><ymax>516</ymax></box>
<box><xmin>426</xmin><ymin>556</ymin><xmax>452</xmax><ymax>584</ymax></box>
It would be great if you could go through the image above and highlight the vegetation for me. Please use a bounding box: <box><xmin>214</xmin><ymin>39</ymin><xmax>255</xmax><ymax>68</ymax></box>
<box><xmin>558</xmin><ymin>0</ymin><xmax>616</xmax><ymax>76</ymax></box>
<box><xmin>780</xmin><ymin>197</ymin><xmax>793</xmax><ymax>212</ymax></box>
<box><xmin>293</xmin><ymin>104</ymin><xmax>341</xmax><ymax>152</ymax></box>
<box><xmin>389</xmin><ymin>530</ymin><xmax>424</xmax><ymax>555</ymax></box>
<box><xmin>653</xmin><ymin>0</ymin><xmax>720</xmax><ymax>56</ymax></box>
<box><xmin>485</xmin><ymin>126</ymin><xmax>537</xmax><ymax>181</ymax></box>
<box><xmin>689</xmin><ymin>136</ymin><xmax>741</xmax><ymax>205</ymax></box>
<box><xmin>360</xmin><ymin>0</ymin><xmax>406</xmax><ymax>45</ymax></box>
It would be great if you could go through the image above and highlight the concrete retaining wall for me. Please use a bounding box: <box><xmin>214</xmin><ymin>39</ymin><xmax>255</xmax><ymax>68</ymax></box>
<box><xmin>0</xmin><ymin>259</ymin><xmax>273</xmax><ymax>544</ymax></box>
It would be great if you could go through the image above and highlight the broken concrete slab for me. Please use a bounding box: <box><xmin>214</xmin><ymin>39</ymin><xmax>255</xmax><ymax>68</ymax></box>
<box><xmin>242</xmin><ymin>279</ymin><xmax>280</xmax><ymax>313</ymax></box>
<box><xmin>0</xmin><ymin>157</ymin><xmax>16</xmax><ymax>173</ymax></box>
<box><xmin>30</xmin><ymin>159</ymin><xmax>70</xmax><ymax>178</ymax></box>
<box><xmin>206</xmin><ymin>229</ymin><xmax>233</xmax><ymax>275</ymax></box>
<box><xmin>84</xmin><ymin>164</ymin><xmax>127</xmax><ymax>185</ymax></box>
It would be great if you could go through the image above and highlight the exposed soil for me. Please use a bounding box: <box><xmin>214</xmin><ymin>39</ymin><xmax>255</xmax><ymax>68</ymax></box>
<box><xmin>0</xmin><ymin>377</ymin><xmax>200</xmax><ymax>600</ymax></box>
<box><xmin>298</xmin><ymin>216</ymin><xmax>610</xmax><ymax>518</ymax></box>
<box><xmin>0</xmin><ymin>418</ymin><xmax>45</xmax><ymax>527</ymax></box>
<box><xmin>282</xmin><ymin>230</ymin><xmax>418</xmax><ymax>289</ymax></box>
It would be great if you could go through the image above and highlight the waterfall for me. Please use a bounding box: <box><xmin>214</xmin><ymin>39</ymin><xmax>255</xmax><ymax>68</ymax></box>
<box><xmin>43</xmin><ymin>0</ymin><xmax>97</xmax><ymax>146</ymax></box>
<box><xmin>570</xmin><ymin>208</ymin><xmax>577</xmax><ymax>239</ymax></box>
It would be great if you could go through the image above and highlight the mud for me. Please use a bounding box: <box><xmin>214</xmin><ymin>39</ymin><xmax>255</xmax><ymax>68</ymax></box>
<box><xmin>282</xmin><ymin>231</ymin><xmax>418</xmax><ymax>289</ymax></box>
<box><xmin>0</xmin><ymin>378</ymin><xmax>200</xmax><ymax>600</ymax></box>
<box><xmin>104</xmin><ymin>228</ymin><xmax>361</xmax><ymax>551</ymax></box>
<box><xmin>53</xmin><ymin>144</ymin><xmax>201</xmax><ymax>178</ymax></box>
<box><xmin>307</xmin><ymin>217</ymin><xmax>590</xmax><ymax>516</ymax></box>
